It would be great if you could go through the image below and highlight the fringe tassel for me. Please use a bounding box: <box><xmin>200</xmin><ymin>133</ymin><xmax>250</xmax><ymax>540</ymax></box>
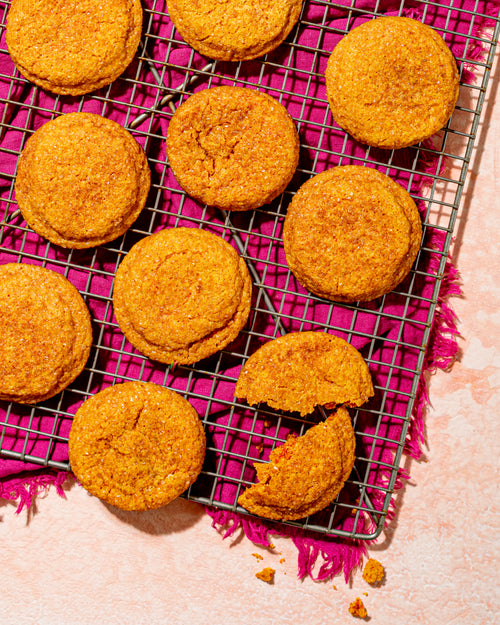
<box><xmin>0</xmin><ymin>471</ymin><xmax>69</xmax><ymax>513</ymax></box>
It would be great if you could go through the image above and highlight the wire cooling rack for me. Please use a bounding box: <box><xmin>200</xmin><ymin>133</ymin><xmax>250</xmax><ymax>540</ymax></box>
<box><xmin>0</xmin><ymin>0</ymin><xmax>499</xmax><ymax>540</ymax></box>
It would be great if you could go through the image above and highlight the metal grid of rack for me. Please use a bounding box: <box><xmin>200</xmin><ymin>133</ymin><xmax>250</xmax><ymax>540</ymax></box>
<box><xmin>0</xmin><ymin>0</ymin><xmax>499</xmax><ymax>540</ymax></box>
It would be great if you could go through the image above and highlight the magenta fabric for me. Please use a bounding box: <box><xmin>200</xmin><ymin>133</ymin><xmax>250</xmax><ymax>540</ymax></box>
<box><xmin>0</xmin><ymin>0</ymin><xmax>497</xmax><ymax>580</ymax></box>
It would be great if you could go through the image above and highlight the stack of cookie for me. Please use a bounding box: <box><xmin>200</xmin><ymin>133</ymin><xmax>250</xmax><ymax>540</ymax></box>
<box><xmin>2</xmin><ymin>5</ymin><xmax>460</xmax><ymax>517</ymax></box>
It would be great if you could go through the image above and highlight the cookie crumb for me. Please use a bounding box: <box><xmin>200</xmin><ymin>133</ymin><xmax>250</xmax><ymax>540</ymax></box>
<box><xmin>349</xmin><ymin>598</ymin><xmax>367</xmax><ymax>619</ymax></box>
<box><xmin>252</xmin><ymin>553</ymin><xmax>263</xmax><ymax>561</ymax></box>
<box><xmin>256</xmin><ymin>567</ymin><xmax>275</xmax><ymax>583</ymax></box>
<box><xmin>362</xmin><ymin>558</ymin><xmax>385</xmax><ymax>585</ymax></box>
<box><xmin>333</xmin><ymin>585</ymin><xmax>337</xmax><ymax>591</ymax></box>
<box><xmin>279</xmin><ymin>558</ymin><xmax>285</xmax><ymax>564</ymax></box>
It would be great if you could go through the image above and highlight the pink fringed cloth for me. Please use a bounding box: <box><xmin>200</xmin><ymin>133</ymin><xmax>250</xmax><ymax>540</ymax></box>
<box><xmin>0</xmin><ymin>0</ymin><xmax>497</xmax><ymax>582</ymax></box>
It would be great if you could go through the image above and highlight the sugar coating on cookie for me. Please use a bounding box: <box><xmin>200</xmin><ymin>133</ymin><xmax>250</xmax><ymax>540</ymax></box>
<box><xmin>166</xmin><ymin>86</ymin><xmax>300</xmax><ymax>211</ymax></box>
<box><xmin>235</xmin><ymin>331</ymin><xmax>374</xmax><ymax>416</ymax></box>
<box><xmin>113</xmin><ymin>227</ymin><xmax>252</xmax><ymax>365</ymax></box>
<box><xmin>15</xmin><ymin>113</ymin><xmax>151</xmax><ymax>249</ymax></box>
<box><xmin>167</xmin><ymin>0</ymin><xmax>303</xmax><ymax>61</ymax></box>
<box><xmin>283</xmin><ymin>166</ymin><xmax>422</xmax><ymax>302</ymax></box>
<box><xmin>0</xmin><ymin>263</ymin><xmax>92</xmax><ymax>404</ymax></box>
<box><xmin>68</xmin><ymin>381</ymin><xmax>206</xmax><ymax>511</ymax></box>
<box><xmin>325</xmin><ymin>16</ymin><xmax>459</xmax><ymax>149</ymax></box>
<box><xmin>6</xmin><ymin>0</ymin><xmax>143</xmax><ymax>95</ymax></box>
<box><xmin>238</xmin><ymin>406</ymin><xmax>356</xmax><ymax>521</ymax></box>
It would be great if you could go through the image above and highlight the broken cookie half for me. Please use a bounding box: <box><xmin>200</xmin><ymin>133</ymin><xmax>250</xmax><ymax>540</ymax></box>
<box><xmin>235</xmin><ymin>331</ymin><xmax>374</xmax><ymax>521</ymax></box>
<box><xmin>235</xmin><ymin>331</ymin><xmax>374</xmax><ymax>417</ymax></box>
<box><xmin>237</xmin><ymin>406</ymin><xmax>356</xmax><ymax>521</ymax></box>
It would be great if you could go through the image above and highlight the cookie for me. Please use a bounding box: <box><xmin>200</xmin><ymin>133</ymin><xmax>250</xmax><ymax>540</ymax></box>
<box><xmin>283</xmin><ymin>166</ymin><xmax>422</xmax><ymax>302</ymax></box>
<box><xmin>235</xmin><ymin>331</ymin><xmax>373</xmax><ymax>416</ymax></box>
<box><xmin>166</xmin><ymin>86</ymin><xmax>300</xmax><ymax>211</ymax></box>
<box><xmin>237</xmin><ymin>406</ymin><xmax>355</xmax><ymax>521</ymax></box>
<box><xmin>167</xmin><ymin>0</ymin><xmax>303</xmax><ymax>61</ymax></box>
<box><xmin>0</xmin><ymin>263</ymin><xmax>92</xmax><ymax>404</ymax></box>
<box><xmin>6</xmin><ymin>0</ymin><xmax>143</xmax><ymax>96</ymax></box>
<box><xmin>113</xmin><ymin>227</ymin><xmax>252</xmax><ymax>365</ymax></box>
<box><xmin>68</xmin><ymin>381</ymin><xmax>206</xmax><ymax>511</ymax></box>
<box><xmin>325</xmin><ymin>16</ymin><xmax>460</xmax><ymax>149</ymax></box>
<box><xmin>15</xmin><ymin>113</ymin><xmax>151</xmax><ymax>249</ymax></box>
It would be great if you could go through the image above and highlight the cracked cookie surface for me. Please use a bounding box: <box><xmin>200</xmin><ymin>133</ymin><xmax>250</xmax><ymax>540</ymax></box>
<box><xmin>68</xmin><ymin>381</ymin><xmax>206</xmax><ymax>511</ymax></box>
<box><xmin>0</xmin><ymin>263</ymin><xmax>92</xmax><ymax>404</ymax></box>
<box><xmin>235</xmin><ymin>331</ymin><xmax>373</xmax><ymax>416</ymax></box>
<box><xmin>237</xmin><ymin>406</ymin><xmax>356</xmax><ymax>520</ymax></box>
<box><xmin>113</xmin><ymin>227</ymin><xmax>252</xmax><ymax>365</ymax></box>
<box><xmin>283</xmin><ymin>165</ymin><xmax>422</xmax><ymax>302</ymax></box>
<box><xmin>325</xmin><ymin>16</ymin><xmax>459</xmax><ymax>149</ymax></box>
<box><xmin>167</xmin><ymin>0</ymin><xmax>303</xmax><ymax>61</ymax></box>
<box><xmin>6</xmin><ymin>0</ymin><xmax>143</xmax><ymax>95</ymax></box>
<box><xmin>166</xmin><ymin>86</ymin><xmax>299</xmax><ymax>211</ymax></box>
<box><xmin>15</xmin><ymin>113</ymin><xmax>151</xmax><ymax>249</ymax></box>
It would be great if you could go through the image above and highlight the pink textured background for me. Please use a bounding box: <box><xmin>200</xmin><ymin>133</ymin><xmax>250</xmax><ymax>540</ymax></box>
<box><xmin>1</xmin><ymin>28</ymin><xmax>499</xmax><ymax>625</ymax></box>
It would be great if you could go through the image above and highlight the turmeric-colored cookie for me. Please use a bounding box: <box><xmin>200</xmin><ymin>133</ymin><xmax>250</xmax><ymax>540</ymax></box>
<box><xmin>6</xmin><ymin>0</ymin><xmax>143</xmax><ymax>95</ymax></box>
<box><xmin>68</xmin><ymin>381</ymin><xmax>206</xmax><ymax>511</ymax></box>
<box><xmin>113</xmin><ymin>227</ymin><xmax>252</xmax><ymax>365</ymax></box>
<box><xmin>167</xmin><ymin>0</ymin><xmax>303</xmax><ymax>61</ymax></box>
<box><xmin>238</xmin><ymin>406</ymin><xmax>355</xmax><ymax>521</ymax></box>
<box><xmin>325</xmin><ymin>16</ymin><xmax>459</xmax><ymax>149</ymax></box>
<box><xmin>235</xmin><ymin>331</ymin><xmax>373</xmax><ymax>416</ymax></box>
<box><xmin>283</xmin><ymin>166</ymin><xmax>422</xmax><ymax>302</ymax></box>
<box><xmin>0</xmin><ymin>263</ymin><xmax>92</xmax><ymax>404</ymax></box>
<box><xmin>166</xmin><ymin>86</ymin><xmax>299</xmax><ymax>211</ymax></box>
<box><xmin>15</xmin><ymin>113</ymin><xmax>151</xmax><ymax>249</ymax></box>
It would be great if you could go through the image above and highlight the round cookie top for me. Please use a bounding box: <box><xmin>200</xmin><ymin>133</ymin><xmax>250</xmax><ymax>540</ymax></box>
<box><xmin>283</xmin><ymin>165</ymin><xmax>422</xmax><ymax>302</ymax></box>
<box><xmin>238</xmin><ymin>406</ymin><xmax>355</xmax><ymax>521</ymax></box>
<box><xmin>325</xmin><ymin>16</ymin><xmax>460</xmax><ymax>149</ymax></box>
<box><xmin>167</xmin><ymin>0</ymin><xmax>303</xmax><ymax>61</ymax></box>
<box><xmin>113</xmin><ymin>227</ymin><xmax>253</xmax><ymax>365</ymax></box>
<box><xmin>68</xmin><ymin>381</ymin><xmax>206</xmax><ymax>511</ymax></box>
<box><xmin>0</xmin><ymin>263</ymin><xmax>92</xmax><ymax>404</ymax></box>
<box><xmin>235</xmin><ymin>331</ymin><xmax>374</xmax><ymax>416</ymax></box>
<box><xmin>6</xmin><ymin>0</ymin><xmax>143</xmax><ymax>96</ymax></box>
<box><xmin>15</xmin><ymin>113</ymin><xmax>151</xmax><ymax>249</ymax></box>
<box><xmin>166</xmin><ymin>86</ymin><xmax>300</xmax><ymax>211</ymax></box>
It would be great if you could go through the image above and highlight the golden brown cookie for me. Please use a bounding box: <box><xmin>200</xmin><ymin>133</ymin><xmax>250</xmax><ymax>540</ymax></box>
<box><xmin>68</xmin><ymin>381</ymin><xmax>206</xmax><ymax>511</ymax></box>
<box><xmin>166</xmin><ymin>86</ymin><xmax>300</xmax><ymax>211</ymax></box>
<box><xmin>167</xmin><ymin>0</ymin><xmax>303</xmax><ymax>61</ymax></box>
<box><xmin>237</xmin><ymin>406</ymin><xmax>355</xmax><ymax>521</ymax></box>
<box><xmin>15</xmin><ymin>113</ymin><xmax>151</xmax><ymax>249</ymax></box>
<box><xmin>235</xmin><ymin>331</ymin><xmax>373</xmax><ymax>416</ymax></box>
<box><xmin>325</xmin><ymin>16</ymin><xmax>460</xmax><ymax>149</ymax></box>
<box><xmin>0</xmin><ymin>263</ymin><xmax>92</xmax><ymax>404</ymax></box>
<box><xmin>6</xmin><ymin>0</ymin><xmax>143</xmax><ymax>96</ymax></box>
<box><xmin>283</xmin><ymin>166</ymin><xmax>422</xmax><ymax>302</ymax></box>
<box><xmin>113</xmin><ymin>227</ymin><xmax>252</xmax><ymax>365</ymax></box>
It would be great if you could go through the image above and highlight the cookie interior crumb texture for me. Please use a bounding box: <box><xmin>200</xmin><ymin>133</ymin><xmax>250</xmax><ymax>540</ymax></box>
<box><xmin>6</xmin><ymin>0</ymin><xmax>143</xmax><ymax>95</ymax></box>
<box><xmin>68</xmin><ymin>381</ymin><xmax>206</xmax><ymax>511</ymax></box>
<box><xmin>237</xmin><ymin>406</ymin><xmax>356</xmax><ymax>521</ymax></box>
<box><xmin>325</xmin><ymin>16</ymin><xmax>459</xmax><ymax>149</ymax></box>
<box><xmin>167</xmin><ymin>0</ymin><xmax>303</xmax><ymax>61</ymax></box>
<box><xmin>0</xmin><ymin>263</ymin><xmax>92</xmax><ymax>404</ymax></box>
<box><xmin>235</xmin><ymin>331</ymin><xmax>374</xmax><ymax>416</ymax></box>
<box><xmin>113</xmin><ymin>227</ymin><xmax>252</xmax><ymax>365</ymax></box>
<box><xmin>166</xmin><ymin>86</ymin><xmax>300</xmax><ymax>211</ymax></box>
<box><xmin>283</xmin><ymin>165</ymin><xmax>422</xmax><ymax>302</ymax></box>
<box><xmin>15</xmin><ymin>113</ymin><xmax>151</xmax><ymax>249</ymax></box>
<box><xmin>255</xmin><ymin>567</ymin><xmax>276</xmax><ymax>583</ymax></box>
<box><xmin>349</xmin><ymin>597</ymin><xmax>368</xmax><ymax>619</ymax></box>
<box><xmin>362</xmin><ymin>558</ymin><xmax>385</xmax><ymax>584</ymax></box>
